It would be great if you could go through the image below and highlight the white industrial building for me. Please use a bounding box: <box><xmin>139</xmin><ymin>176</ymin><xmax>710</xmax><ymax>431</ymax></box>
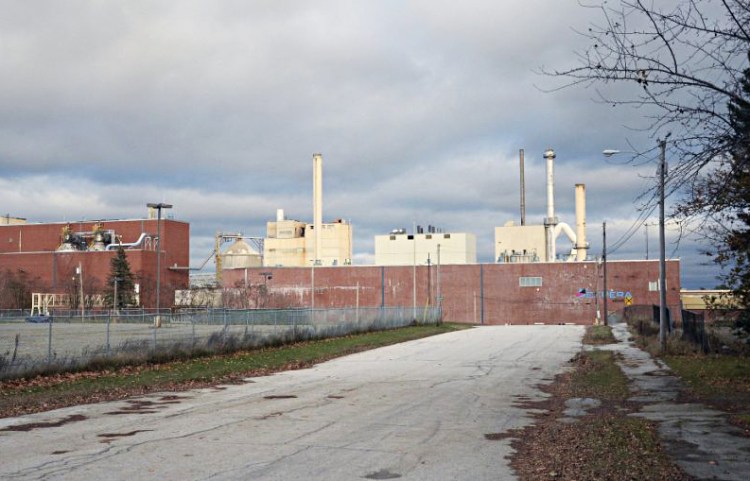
<box><xmin>495</xmin><ymin>148</ymin><xmax>588</xmax><ymax>263</ymax></box>
<box><xmin>374</xmin><ymin>228</ymin><xmax>476</xmax><ymax>266</ymax></box>
<box><xmin>263</xmin><ymin>154</ymin><xmax>353</xmax><ymax>267</ymax></box>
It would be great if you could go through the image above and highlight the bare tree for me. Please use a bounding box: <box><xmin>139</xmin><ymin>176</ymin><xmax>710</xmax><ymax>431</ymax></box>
<box><xmin>548</xmin><ymin>0</ymin><xmax>749</xmax><ymax>198</ymax></box>
<box><xmin>550</xmin><ymin>1</ymin><xmax>750</xmax><ymax>334</ymax></box>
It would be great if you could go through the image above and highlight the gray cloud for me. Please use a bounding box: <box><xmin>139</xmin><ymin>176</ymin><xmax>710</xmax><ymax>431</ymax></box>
<box><xmin>0</xmin><ymin>1</ymin><xmax>722</xmax><ymax>288</ymax></box>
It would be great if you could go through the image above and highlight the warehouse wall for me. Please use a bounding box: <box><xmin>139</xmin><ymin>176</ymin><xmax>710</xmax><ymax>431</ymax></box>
<box><xmin>221</xmin><ymin>259</ymin><xmax>681</xmax><ymax>325</ymax></box>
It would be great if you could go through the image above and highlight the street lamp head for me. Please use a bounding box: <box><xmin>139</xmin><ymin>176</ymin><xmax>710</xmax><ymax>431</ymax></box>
<box><xmin>602</xmin><ymin>149</ymin><xmax>621</xmax><ymax>157</ymax></box>
<box><xmin>147</xmin><ymin>203</ymin><xmax>173</xmax><ymax>209</ymax></box>
<box><xmin>543</xmin><ymin>148</ymin><xmax>556</xmax><ymax>160</ymax></box>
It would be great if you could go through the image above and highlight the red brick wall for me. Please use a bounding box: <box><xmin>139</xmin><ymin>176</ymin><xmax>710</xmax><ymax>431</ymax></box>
<box><xmin>221</xmin><ymin>260</ymin><xmax>681</xmax><ymax>325</ymax></box>
<box><xmin>0</xmin><ymin>219</ymin><xmax>189</xmax><ymax>308</ymax></box>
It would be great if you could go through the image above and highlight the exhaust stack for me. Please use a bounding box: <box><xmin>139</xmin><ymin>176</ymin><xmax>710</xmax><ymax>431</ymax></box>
<box><xmin>519</xmin><ymin>149</ymin><xmax>526</xmax><ymax>226</ymax></box>
<box><xmin>575</xmin><ymin>184</ymin><xmax>588</xmax><ymax>261</ymax></box>
<box><xmin>313</xmin><ymin>153</ymin><xmax>323</xmax><ymax>264</ymax></box>
<box><xmin>543</xmin><ymin>148</ymin><xmax>558</xmax><ymax>261</ymax></box>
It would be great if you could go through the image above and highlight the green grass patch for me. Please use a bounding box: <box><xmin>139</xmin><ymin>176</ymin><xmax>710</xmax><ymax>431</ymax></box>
<box><xmin>0</xmin><ymin>323</ymin><xmax>463</xmax><ymax>418</ymax></box>
<box><xmin>570</xmin><ymin>350</ymin><xmax>630</xmax><ymax>401</ymax></box>
<box><xmin>663</xmin><ymin>355</ymin><xmax>750</xmax><ymax>412</ymax></box>
<box><xmin>583</xmin><ymin>325</ymin><xmax>617</xmax><ymax>345</ymax></box>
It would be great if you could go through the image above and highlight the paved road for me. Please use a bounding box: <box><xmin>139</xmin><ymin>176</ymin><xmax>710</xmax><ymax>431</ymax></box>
<box><xmin>0</xmin><ymin>325</ymin><xmax>583</xmax><ymax>481</ymax></box>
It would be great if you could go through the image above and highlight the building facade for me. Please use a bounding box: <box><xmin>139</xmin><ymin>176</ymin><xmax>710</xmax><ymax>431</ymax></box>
<box><xmin>374</xmin><ymin>231</ymin><xmax>477</xmax><ymax>266</ymax></box>
<box><xmin>0</xmin><ymin>218</ymin><xmax>189</xmax><ymax>309</ymax></box>
<box><xmin>220</xmin><ymin>259</ymin><xmax>681</xmax><ymax>325</ymax></box>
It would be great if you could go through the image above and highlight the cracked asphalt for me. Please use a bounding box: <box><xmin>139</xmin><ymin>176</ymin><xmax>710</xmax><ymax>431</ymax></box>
<box><xmin>0</xmin><ymin>325</ymin><xmax>583</xmax><ymax>481</ymax></box>
<box><xmin>600</xmin><ymin>321</ymin><xmax>750</xmax><ymax>481</ymax></box>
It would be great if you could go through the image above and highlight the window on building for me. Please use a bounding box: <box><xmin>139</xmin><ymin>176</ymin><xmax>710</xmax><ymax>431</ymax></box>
<box><xmin>426</xmin><ymin>234</ymin><xmax>432</xmax><ymax>239</ymax></box>
<box><xmin>648</xmin><ymin>280</ymin><xmax>666</xmax><ymax>291</ymax></box>
<box><xmin>407</xmin><ymin>235</ymin><xmax>414</xmax><ymax>240</ymax></box>
<box><xmin>389</xmin><ymin>235</ymin><xmax>396</xmax><ymax>240</ymax></box>
<box><xmin>444</xmin><ymin>234</ymin><xmax>451</xmax><ymax>239</ymax></box>
<box><xmin>519</xmin><ymin>276</ymin><xmax>543</xmax><ymax>287</ymax></box>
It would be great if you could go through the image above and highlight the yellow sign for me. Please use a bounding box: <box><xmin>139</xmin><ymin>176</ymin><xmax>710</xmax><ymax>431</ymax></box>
<box><xmin>624</xmin><ymin>292</ymin><xmax>633</xmax><ymax>306</ymax></box>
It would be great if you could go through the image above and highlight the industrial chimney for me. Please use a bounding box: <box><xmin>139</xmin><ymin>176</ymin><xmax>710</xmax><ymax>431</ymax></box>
<box><xmin>543</xmin><ymin>148</ymin><xmax>558</xmax><ymax>262</ymax></box>
<box><xmin>575</xmin><ymin>184</ymin><xmax>588</xmax><ymax>261</ymax></box>
<box><xmin>313</xmin><ymin>153</ymin><xmax>323</xmax><ymax>264</ymax></box>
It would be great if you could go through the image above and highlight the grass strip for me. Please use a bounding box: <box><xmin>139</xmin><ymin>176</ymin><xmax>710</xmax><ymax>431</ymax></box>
<box><xmin>663</xmin><ymin>354</ymin><xmax>750</xmax><ymax>427</ymax></box>
<box><xmin>510</xmin><ymin>349</ymin><xmax>690</xmax><ymax>481</ymax></box>
<box><xmin>0</xmin><ymin>323</ymin><xmax>464</xmax><ymax>418</ymax></box>
<box><xmin>569</xmin><ymin>349</ymin><xmax>630</xmax><ymax>401</ymax></box>
<box><xmin>582</xmin><ymin>325</ymin><xmax>617</xmax><ymax>345</ymax></box>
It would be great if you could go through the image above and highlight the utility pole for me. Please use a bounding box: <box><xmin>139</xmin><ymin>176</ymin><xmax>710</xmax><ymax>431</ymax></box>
<box><xmin>602</xmin><ymin>222</ymin><xmax>608</xmax><ymax>326</ymax></box>
<box><xmin>658</xmin><ymin>136</ymin><xmax>670</xmax><ymax>352</ymax></box>
<box><xmin>78</xmin><ymin>262</ymin><xmax>84</xmax><ymax>322</ymax></box>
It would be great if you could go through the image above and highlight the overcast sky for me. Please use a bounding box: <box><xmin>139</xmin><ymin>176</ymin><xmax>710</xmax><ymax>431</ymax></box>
<box><xmin>0</xmin><ymin>1</ymin><xmax>724</xmax><ymax>288</ymax></box>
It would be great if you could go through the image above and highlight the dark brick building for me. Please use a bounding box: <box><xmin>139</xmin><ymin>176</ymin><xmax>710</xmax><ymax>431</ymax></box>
<box><xmin>222</xmin><ymin>260</ymin><xmax>681</xmax><ymax>325</ymax></box>
<box><xmin>0</xmin><ymin>218</ymin><xmax>189</xmax><ymax>309</ymax></box>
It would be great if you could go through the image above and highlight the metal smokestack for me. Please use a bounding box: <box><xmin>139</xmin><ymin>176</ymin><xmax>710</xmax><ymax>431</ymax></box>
<box><xmin>575</xmin><ymin>184</ymin><xmax>588</xmax><ymax>261</ymax></box>
<box><xmin>519</xmin><ymin>149</ymin><xmax>526</xmax><ymax>226</ymax></box>
<box><xmin>543</xmin><ymin>148</ymin><xmax>558</xmax><ymax>262</ymax></box>
<box><xmin>313</xmin><ymin>153</ymin><xmax>323</xmax><ymax>264</ymax></box>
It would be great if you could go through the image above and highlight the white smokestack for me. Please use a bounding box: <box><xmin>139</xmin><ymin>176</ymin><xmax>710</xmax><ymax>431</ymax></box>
<box><xmin>276</xmin><ymin>209</ymin><xmax>285</xmax><ymax>222</ymax></box>
<box><xmin>575</xmin><ymin>184</ymin><xmax>588</xmax><ymax>261</ymax></box>
<box><xmin>543</xmin><ymin>148</ymin><xmax>557</xmax><ymax>262</ymax></box>
<box><xmin>313</xmin><ymin>153</ymin><xmax>323</xmax><ymax>263</ymax></box>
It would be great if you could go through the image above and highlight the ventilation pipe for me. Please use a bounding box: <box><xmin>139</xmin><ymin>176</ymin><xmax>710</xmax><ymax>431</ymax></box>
<box><xmin>519</xmin><ymin>149</ymin><xmax>526</xmax><ymax>226</ymax></box>
<box><xmin>543</xmin><ymin>148</ymin><xmax>558</xmax><ymax>261</ymax></box>
<box><xmin>277</xmin><ymin>208</ymin><xmax>285</xmax><ymax>222</ymax></box>
<box><xmin>575</xmin><ymin>184</ymin><xmax>588</xmax><ymax>261</ymax></box>
<box><xmin>313</xmin><ymin>153</ymin><xmax>323</xmax><ymax>264</ymax></box>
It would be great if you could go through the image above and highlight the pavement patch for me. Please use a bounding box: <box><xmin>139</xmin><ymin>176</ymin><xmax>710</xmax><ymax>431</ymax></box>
<box><xmin>0</xmin><ymin>414</ymin><xmax>87</xmax><ymax>432</ymax></box>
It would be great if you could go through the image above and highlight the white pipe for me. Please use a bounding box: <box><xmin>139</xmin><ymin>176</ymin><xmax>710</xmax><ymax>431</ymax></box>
<box><xmin>575</xmin><ymin>184</ymin><xmax>588</xmax><ymax>261</ymax></box>
<box><xmin>313</xmin><ymin>153</ymin><xmax>323</xmax><ymax>264</ymax></box>
<box><xmin>554</xmin><ymin>222</ymin><xmax>577</xmax><ymax>244</ymax></box>
<box><xmin>553</xmin><ymin>222</ymin><xmax>578</xmax><ymax>261</ymax></box>
<box><xmin>106</xmin><ymin>233</ymin><xmax>151</xmax><ymax>250</ymax></box>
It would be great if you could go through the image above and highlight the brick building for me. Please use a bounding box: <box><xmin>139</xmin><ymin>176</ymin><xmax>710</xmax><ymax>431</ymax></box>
<box><xmin>0</xmin><ymin>218</ymin><xmax>189</xmax><ymax>309</ymax></box>
<box><xmin>221</xmin><ymin>259</ymin><xmax>681</xmax><ymax>325</ymax></box>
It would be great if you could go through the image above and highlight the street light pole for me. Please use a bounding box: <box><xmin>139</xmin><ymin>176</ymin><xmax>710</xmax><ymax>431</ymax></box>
<box><xmin>146</xmin><ymin>203</ymin><xmax>172</xmax><ymax>326</ymax></box>
<box><xmin>603</xmin><ymin>143</ymin><xmax>669</xmax><ymax>350</ymax></box>
<box><xmin>602</xmin><ymin>222</ymin><xmax>608</xmax><ymax>326</ymax></box>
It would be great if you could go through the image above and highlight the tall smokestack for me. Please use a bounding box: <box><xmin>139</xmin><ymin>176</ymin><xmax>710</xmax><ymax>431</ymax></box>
<box><xmin>543</xmin><ymin>148</ymin><xmax>557</xmax><ymax>262</ymax></box>
<box><xmin>575</xmin><ymin>184</ymin><xmax>588</xmax><ymax>261</ymax></box>
<box><xmin>313</xmin><ymin>153</ymin><xmax>323</xmax><ymax>263</ymax></box>
<box><xmin>519</xmin><ymin>149</ymin><xmax>526</xmax><ymax>226</ymax></box>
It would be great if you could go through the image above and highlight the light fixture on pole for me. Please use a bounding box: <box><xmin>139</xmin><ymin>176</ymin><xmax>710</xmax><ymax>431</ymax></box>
<box><xmin>603</xmin><ymin>144</ymin><xmax>669</xmax><ymax>350</ymax></box>
<box><xmin>146</xmin><ymin>202</ymin><xmax>172</xmax><ymax>327</ymax></box>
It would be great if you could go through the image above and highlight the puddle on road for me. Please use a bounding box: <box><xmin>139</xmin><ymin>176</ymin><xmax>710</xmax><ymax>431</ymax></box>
<box><xmin>0</xmin><ymin>414</ymin><xmax>88</xmax><ymax>432</ymax></box>
<box><xmin>364</xmin><ymin>468</ymin><xmax>402</xmax><ymax>479</ymax></box>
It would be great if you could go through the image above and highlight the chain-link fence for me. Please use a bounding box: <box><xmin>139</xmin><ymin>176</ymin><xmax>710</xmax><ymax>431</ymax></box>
<box><xmin>0</xmin><ymin>306</ymin><xmax>441</xmax><ymax>379</ymax></box>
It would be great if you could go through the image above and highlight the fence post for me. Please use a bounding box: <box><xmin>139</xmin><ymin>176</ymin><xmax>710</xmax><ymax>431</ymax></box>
<box><xmin>106</xmin><ymin>312</ymin><xmax>111</xmax><ymax>357</ymax></box>
<box><xmin>47</xmin><ymin>318</ymin><xmax>53</xmax><ymax>364</ymax></box>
